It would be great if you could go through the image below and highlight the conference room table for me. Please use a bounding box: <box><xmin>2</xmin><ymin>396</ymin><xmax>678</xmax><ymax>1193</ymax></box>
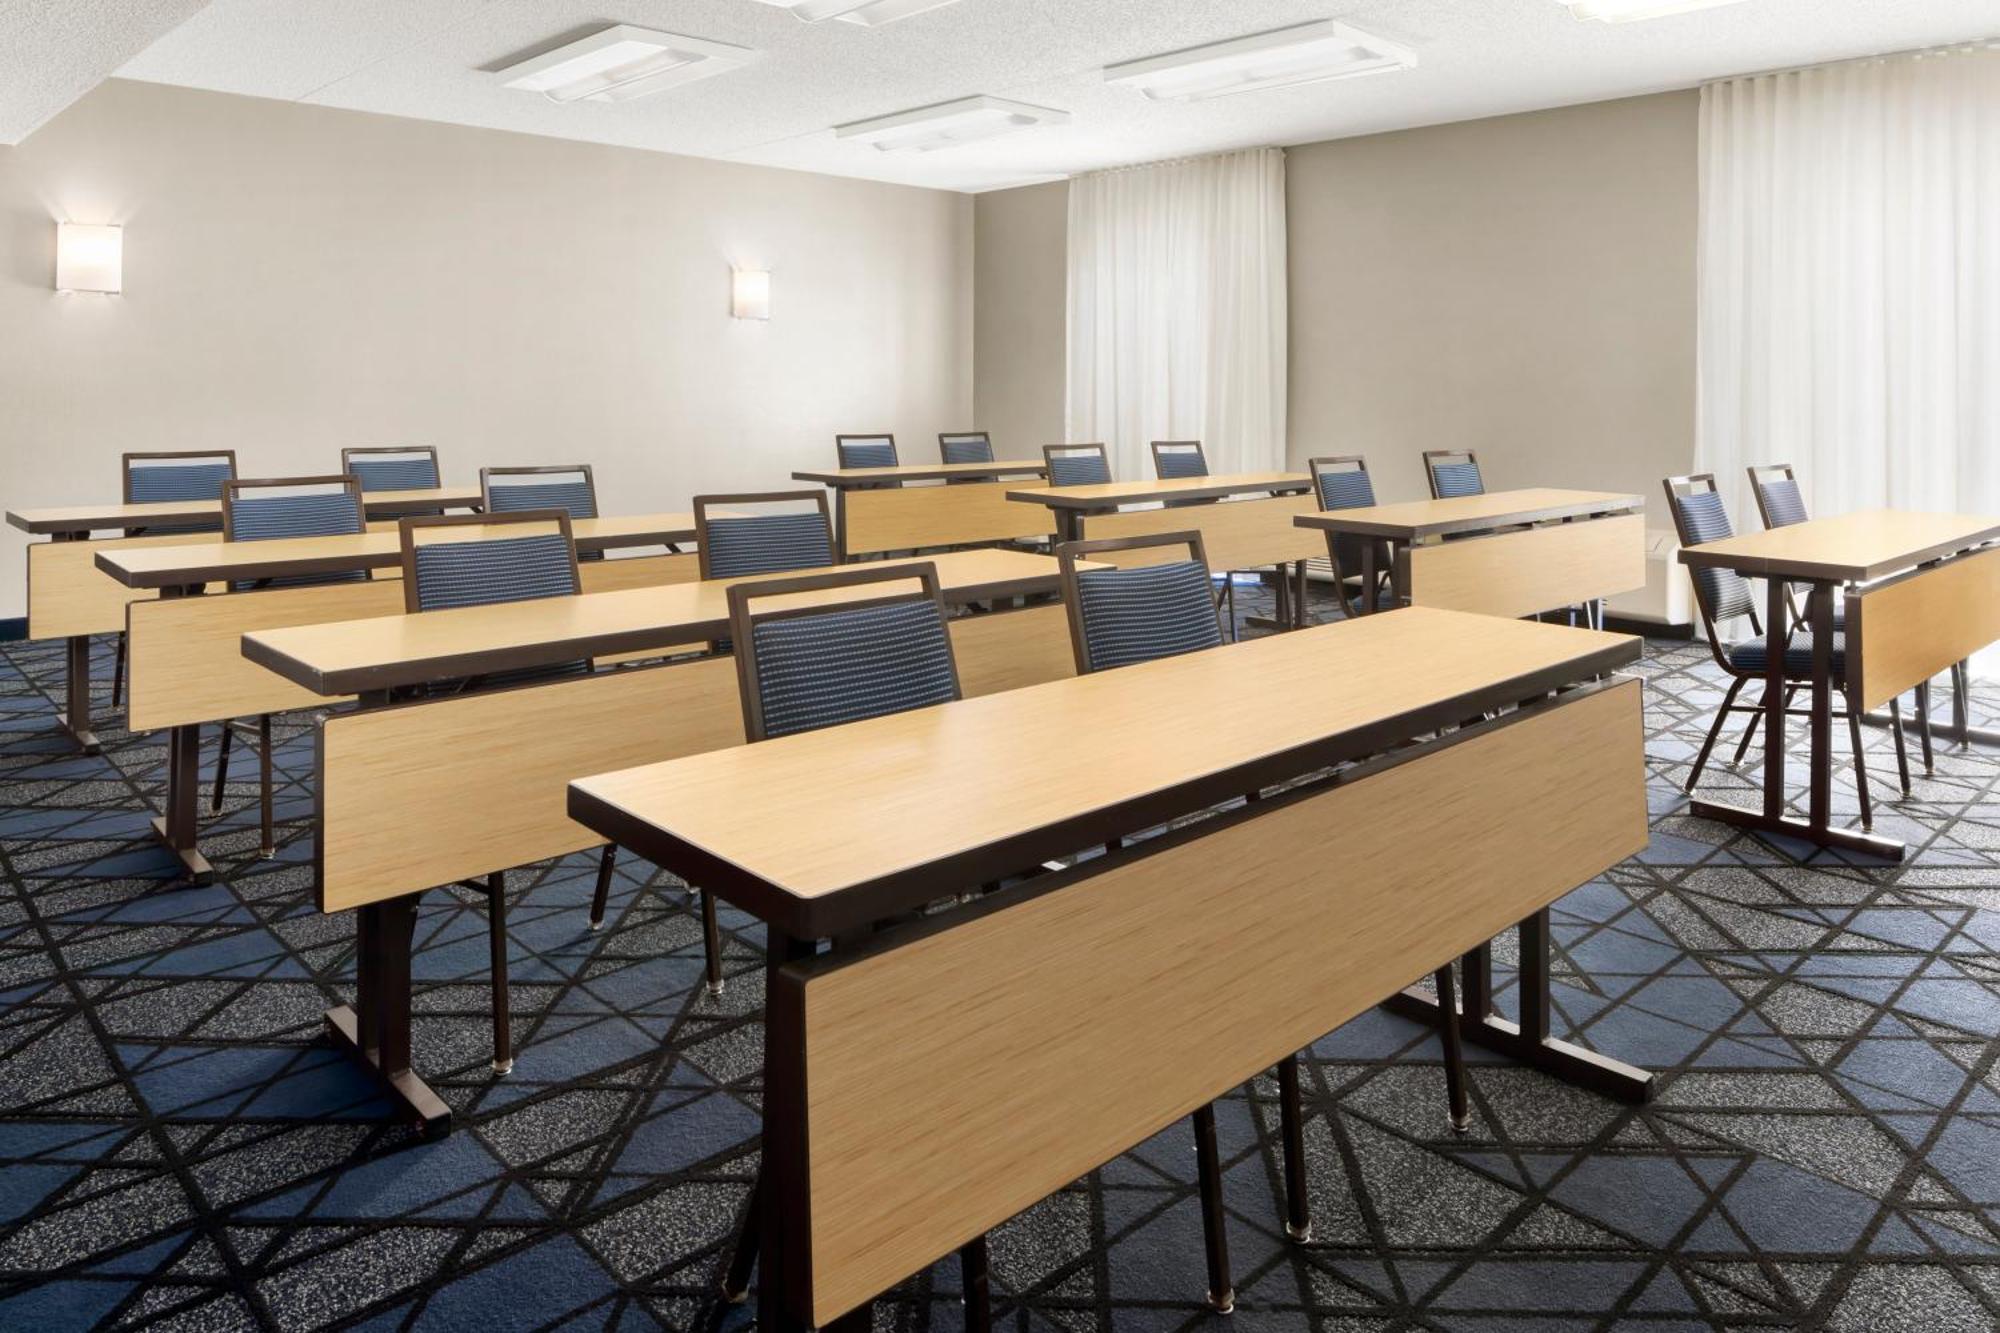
<box><xmin>568</xmin><ymin>606</ymin><xmax>1651</xmax><ymax>1332</ymax></box>
<box><xmin>92</xmin><ymin>514</ymin><xmax>702</xmax><ymax>882</ymax></box>
<box><xmin>1007</xmin><ymin>472</ymin><xmax>1323</xmax><ymax>626</ymax></box>
<box><xmin>1295</xmin><ymin>488</ymin><xmax>1646</xmax><ymax>622</ymax></box>
<box><xmin>239</xmin><ymin>548</ymin><xmax>1086</xmax><ymax>1133</ymax></box>
<box><xmin>7</xmin><ymin>487</ymin><xmax>482</xmax><ymax>753</ymax></box>
<box><xmin>1679</xmin><ymin>508</ymin><xmax>2000</xmax><ymax>861</ymax></box>
<box><xmin>792</xmin><ymin>461</ymin><xmax>1052</xmax><ymax>559</ymax></box>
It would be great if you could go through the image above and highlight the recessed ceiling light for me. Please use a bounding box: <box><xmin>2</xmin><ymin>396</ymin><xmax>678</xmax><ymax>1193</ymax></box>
<box><xmin>750</xmin><ymin>0</ymin><xmax>960</xmax><ymax>26</ymax></box>
<box><xmin>1557</xmin><ymin>0</ymin><xmax>1749</xmax><ymax>19</ymax></box>
<box><xmin>1104</xmin><ymin>20</ymin><xmax>1416</xmax><ymax>101</ymax></box>
<box><xmin>835</xmin><ymin>96</ymin><xmax>1069</xmax><ymax>152</ymax></box>
<box><xmin>497</xmin><ymin>25</ymin><xmax>760</xmax><ymax>104</ymax></box>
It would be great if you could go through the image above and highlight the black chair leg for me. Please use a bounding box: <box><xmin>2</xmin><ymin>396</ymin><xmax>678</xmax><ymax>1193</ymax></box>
<box><xmin>1277</xmin><ymin>1055</ymin><xmax>1311</xmax><ymax>1242</ymax></box>
<box><xmin>211</xmin><ymin>722</ymin><xmax>233</xmax><ymax>813</ymax></box>
<box><xmin>1953</xmin><ymin>661</ymin><xmax>1971</xmax><ymax>748</ymax></box>
<box><xmin>1436</xmin><ymin>963</ymin><xmax>1470</xmax><ymax>1133</ymax></box>
<box><xmin>1192</xmin><ymin>1104</ymin><xmax>1233</xmax><ymax>1314</ymax></box>
<box><xmin>1890</xmin><ymin>697</ymin><xmax>1912</xmax><ymax>795</ymax></box>
<box><xmin>1686</xmin><ymin>677</ymin><xmax>1745</xmax><ymax>793</ymax></box>
<box><xmin>1848</xmin><ymin>709</ymin><xmax>1874</xmax><ymax>829</ymax></box>
<box><xmin>589</xmin><ymin>844</ymin><xmax>616</xmax><ymax>930</ymax></box>
<box><xmin>258</xmin><ymin>714</ymin><xmax>274</xmax><ymax>858</ymax></box>
<box><xmin>701</xmin><ymin>891</ymin><xmax>725</xmax><ymax>996</ymax></box>
<box><xmin>111</xmin><ymin>632</ymin><xmax>126</xmax><ymax>708</ymax></box>
<box><xmin>1917</xmin><ymin>680</ymin><xmax>1936</xmax><ymax>773</ymax></box>
<box><xmin>486</xmin><ymin>870</ymin><xmax>512</xmax><ymax>1075</ymax></box>
<box><xmin>720</xmin><ymin>1176</ymin><xmax>760</xmax><ymax>1303</ymax></box>
<box><xmin>960</xmin><ymin>1234</ymin><xmax>992</xmax><ymax>1333</ymax></box>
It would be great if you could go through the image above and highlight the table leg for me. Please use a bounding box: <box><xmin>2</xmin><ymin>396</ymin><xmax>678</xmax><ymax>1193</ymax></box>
<box><xmin>325</xmin><ymin>893</ymin><xmax>451</xmax><ymax>1136</ymax></box>
<box><xmin>1382</xmin><ymin>915</ymin><xmax>1654</xmax><ymax>1103</ymax></box>
<box><xmin>59</xmin><ymin>633</ymin><xmax>102</xmax><ymax>753</ymax></box>
<box><xmin>148</xmin><ymin>721</ymin><xmax>214</xmax><ymax>885</ymax></box>
<box><xmin>1388</xmin><ymin>540</ymin><xmax>1409</xmax><ymax>609</ymax></box>
<box><xmin>1359</xmin><ymin>541</ymin><xmax>1379</xmax><ymax>615</ymax></box>
<box><xmin>1689</xmin><ymin>576</ymin><xmax>1904</xmax><ymax>859</ymax></box>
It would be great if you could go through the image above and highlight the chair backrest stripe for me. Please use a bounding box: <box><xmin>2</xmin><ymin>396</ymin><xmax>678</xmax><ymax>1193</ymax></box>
<box><xmin>1047</xmin><ymin>453</ymin><xmax>1111</xmax><ymax>488</ymax></box>
<box><xmin>1074</xmin><ymin>560</ymin><xmax>1223</xmax><ymax>673</ymax></box>
<box><xmin>411</xmin><ymin>534</ymin><xmax>579</xmax><ymax>612</ymax></box>
<box><xmin>350</xmin><ymin>457</ymin><xmax>439</xmax><ymax>492</ymax></box>
<box><xmin>940</xmin><ymin>435</ymin><xmax>994</xmax><ymax>465</ymax></box>
<box><xmin>838</xmin><ymin>438</ymin><xmax>898</xmax><ymax>469</ymax></box>
<box><xmin>129</xmin><ymin>462</ymin><xmax>234</xmax><ymax>504</ymax></box>
<box><xmin>1316</xmin><ymin>469</ymin><xmax>1375</xmax><ymax>512</ymax></box>
<box><xmin>1430</xmin><ymin>460</ymin><xmax>1484</xmax><ymax>499</ymax></box>
<box><xmin>1154</xmin><ymin>450</ymin><xmax>1208</xmax><ymax>480</ymax></box>
<box><xmin>1757</xmin><ymin>478</ymin><xmax>1809</xmax><ymax>528</ymax></box>
<box><xmin>750</xmin><ymin>600</ymin><xmax>957</xmax><ymax>739</ymax></box>
<box><xmin>228</xmin><ymin>492</ymin><xmax>365</xmax><ymax>543</ymax></box>
<box><xmin>1672</xmin><ymin>489</ymin><xmax>1754</xmax><ymax>623</ymax></box>
<box><xmin>487</xmin><ymin>479</ymin><xmax>596</xmax><ymax>520</ymax></box>
<box><xmin>704</xmin><ymin>513</ymin><xmax>835</xmax><ymax>579</ymax></box>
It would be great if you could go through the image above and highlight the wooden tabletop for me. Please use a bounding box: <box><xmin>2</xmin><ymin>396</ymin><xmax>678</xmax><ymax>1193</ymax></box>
<box><xmin>7</xmin><ymin>487</ymin><xmax>483</xmax><ymax>535</ymax></box>
<box><xmin>1678</xmin><ymin>509</ymin><xmax>2000</xmax><ymax>583</ymax></box>
<box><xmin>1295</xmin><ymin>489</ymin><xmax>1643</xmax><ymax>541</ymax></box>
<box><xmin>244</xmin><ymin>548</ymin><xmax>1077</xmax><ymax>696</ymax></box>
<box><xmin>1008</xmin><ymin>472</ymin><xmax>1312</xmax><ymax>510</ymax></box>
<box><xmin>569</xmin><ymin>606</ymin><xmax>1640</xmax><ymax>937</ymax></box>
<box><xmin>792</xmin><ymin>461</ymin><xmax>1049</xmax><ymax>486</ymax></box>
<box><xmin>94</xmin><ymin>513</ymin><xmax>698</xmax><ymax>588</ymax></box>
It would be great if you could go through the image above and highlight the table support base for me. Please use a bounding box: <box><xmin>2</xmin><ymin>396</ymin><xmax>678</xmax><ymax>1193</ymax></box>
<box><xmin>61</xmin><ymin>633</ymin><xmax>101</xmax><ymax>754</ymax></box>
<box><xmin>1689</xmin><ymin>798</ymin><xmax>1905</xmax><ymax>861</ymax></box>
<box><xmin>57</xmin><ymin>713</ymin><xmax>102</xmax><ymax>755</ymax></box>
<box><xmin>1860</xmin><ymin>709</ymin><xmax>1999</xmax><ymax>749</ymax></box>
<box><xmin>328</xmin><ymin>894</ymin><xmax>452</xmax><ymax>1138</ymax></box>
<box><xmin>149</xmin><ymin>816</ymin><xmax>214</xmax><ymax>885</ymax></box>
<box><xmin>324</xmin><ymin>1005</ymin><xmax>451</xmax><ymax>1137</ymax></box>
<box><xmin>1380</xmin><ymin>915</ymin><xmax>1655</xmax><ymax>1105</ymax></box>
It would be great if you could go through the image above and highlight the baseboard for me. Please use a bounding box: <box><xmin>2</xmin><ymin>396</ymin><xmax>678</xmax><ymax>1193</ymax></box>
<box><xmin>1609</xmin><ymin>615</ymin><xmax>1692</xmax><ymax>640</ymax></box>
<box><xmin>0</xmin><ymin>617</ymin><xmax>24</xmax><ymax>643</ymax></box>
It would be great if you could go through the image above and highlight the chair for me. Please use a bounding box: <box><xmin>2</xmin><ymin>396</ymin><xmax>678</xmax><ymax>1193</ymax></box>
<box><xmin>693</xmin><ymin>492</ymin><xmax>836</xmax><ymax>580</ymax></box>
<box><xmin>1748</xmin><ymin>462</ymin><xmax>1938</xmax><ymax>777</ymax></box>
<box><xmin>1149</xmin><ymin>439</ymin><xmax>1210</xmax><ymax>481</ymax></box>
<box><xmin>342</xmin><ymin>445</ymin><xmax>440</xmax><ymax>494</ymax></box>
<box><xmin>939</xmin><ymin>431</ymin><xmax>995</xmax><ymax>483</ymax></box>
<box><xmin>716</xmin><ymin>561</ymin><xmax>986</xmax><ymax>1318</ymax></box>
<box><xmin>483</xmin><ymin>465</ymin><xmax>602</xmax><ymax>561</ymax></box>
<box><xmin>1663</xmin><ymin>474</ymin><xmax>1914</xmax><ymax>808</ymax></box>
<box><xmin>1042</xmin><ymin>442</ymin><xmax>1112</xmax><ymax>488</ymax></box>
<box><xmin>114</xmin><ymin>451</ymin><xmax>238</xmax><ymax>706</ymax></box>
<box><xmin>1309</xmin><ymin>455</ymin><xmax>1392</xmax><ymax>617</ymax></box>
<box><xmin>1423</xmin><ymin>449</ymin><xmax>1485</xmax><ymax>500</ymax></box>
<box><xmin>1056</xmin><ymin>530</ymin><xmax>1355</xmax><ymax>1291</ymax></box>
<box><xmin>213</xmin><ymin>476</ymin><xmax>367</xmax><ymax>859</ymax></box>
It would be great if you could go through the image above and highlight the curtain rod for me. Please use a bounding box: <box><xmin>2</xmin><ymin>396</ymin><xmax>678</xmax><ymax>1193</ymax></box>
<box><xmin>1717</xmin><ymin>35</ymin><xmax>1998</xmax><ymax>86</ymax></box>
<box><xmin>1075</xmin><ymin>146</ymin><xmax>1283</xmax><ymax>180</ymax></box>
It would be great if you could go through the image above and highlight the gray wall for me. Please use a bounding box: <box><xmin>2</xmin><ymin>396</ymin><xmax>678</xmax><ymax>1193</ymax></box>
<box><xmin>971</xmin><ymin>91</ymin><xmax>1699</xmax><ymax>519</ymax></box>
<box><xmin>972</xmin><ymin>179</ymin><xmax>1067</xmax><ymax>457</ymax></box>
<box><xmin>0</xmin><ymin>79</ymin><xmax>973</xmax><ymax>616</ymax></box>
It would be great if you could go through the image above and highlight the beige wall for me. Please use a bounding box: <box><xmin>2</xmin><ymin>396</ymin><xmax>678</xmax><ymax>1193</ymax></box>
<box><xmin>970</xmin><ymin>91</ymin><xmax>1698</xmax><ymax>521</ymax></box>
<box><xmin>972</xmin><ymin>180</ymin><xmax>1067</xmax><ymax>456</ymax></box>
<box><xmin>0</xmin><ymin>79</ymin><xmax>972</xmax><ymax>618</ymax></box>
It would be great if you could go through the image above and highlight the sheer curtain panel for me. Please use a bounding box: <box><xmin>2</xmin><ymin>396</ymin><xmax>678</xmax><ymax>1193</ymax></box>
<box><xmin>1696</xmin><ymin>46</ymin><xmax>2000</xmax><ymax>548</ymax></box>
<box><xmin>1066</xmin><ymin>148</ymin><xmax>1288</xmax><ymax>480</ymax></box>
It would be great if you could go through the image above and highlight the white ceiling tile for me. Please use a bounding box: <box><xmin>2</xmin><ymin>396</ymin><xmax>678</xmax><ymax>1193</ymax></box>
<box><xmin>0</xmin><ymin>0</ymin><xmax>211</xmax><ymax>144</ymax></box>
<box><xmin>96</xmin><ymin>0</ymin><xmax>2000</xmax><ymax>191</ymax></box>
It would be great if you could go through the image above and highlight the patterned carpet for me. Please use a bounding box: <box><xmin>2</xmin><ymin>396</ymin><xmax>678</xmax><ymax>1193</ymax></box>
<box><xmin>3</xmin><ymin>592</ymin><xmax>2000</xmax><ymax>1332</ymax></box>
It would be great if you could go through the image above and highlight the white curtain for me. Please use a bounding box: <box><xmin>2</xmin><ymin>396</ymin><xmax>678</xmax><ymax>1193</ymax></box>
<box><xmin>1696</xmin><ymin>45</ymin><xmax>2000</xmax><ymax>548</ymax></box>
<box><xmin>1066</xmin><ymin>148</ymin><xmax>1288</xmax><ymax>480</ymax></box>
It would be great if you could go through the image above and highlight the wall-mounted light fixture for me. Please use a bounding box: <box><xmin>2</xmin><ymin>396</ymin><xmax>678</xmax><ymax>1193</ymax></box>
<box><xmin>56</xmin><ymin>223</ymin><xmax>122</xmax><ymax>294</ymax></box>
<box><xmin>733</xmin><ymin>268</ymin><xmax>771</xmax><ymax>320</ymax></box>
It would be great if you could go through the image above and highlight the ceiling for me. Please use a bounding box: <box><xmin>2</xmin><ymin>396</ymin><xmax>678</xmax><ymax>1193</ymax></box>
<box><xmin>13</xmin><ymin>0</ymin><xmax>1997</xmax><ymax>190</ymax></box>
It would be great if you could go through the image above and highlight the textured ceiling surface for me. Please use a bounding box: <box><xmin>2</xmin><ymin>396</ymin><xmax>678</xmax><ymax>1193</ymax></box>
<box><xmin>19</xmin><ymin>0</ymin><xmax>1998</xmax><ymax>188</ymax></box>
<box><xmin>0</xmin><ymin>0</ymin><xmax>211</xmax><ymax>144</ymax></box>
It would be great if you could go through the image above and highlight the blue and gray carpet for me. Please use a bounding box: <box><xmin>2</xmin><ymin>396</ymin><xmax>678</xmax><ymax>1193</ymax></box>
<box><xmin>2</xmin><ymin>599</ymin><xmax>1999</xmax><ymax>1332</ymax></box>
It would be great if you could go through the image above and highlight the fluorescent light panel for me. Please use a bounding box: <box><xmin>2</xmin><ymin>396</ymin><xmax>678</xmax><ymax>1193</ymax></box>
<box><xmin>1559</xmin><ymin>0</ymin><xmax>1748</xmax><ymax>19</ymax></box>
<box><xmin>1105</xmin><ymin>20</ymin><xmax>1415</xmax><ymax>101</ymax></box>
<box><xmin>836</xmin><ymin>96</ymin><xmax>1068</xmax><ymax>153</ymax></box>
<box><xmin>751</xmin><ymin>0</ymin><xmax>960</xmax><ymax>24</ymax></box>
<box><xmin>498</xmin><ymin>25</ymin><xmax>758</xmax><ymax>103</ymax></box>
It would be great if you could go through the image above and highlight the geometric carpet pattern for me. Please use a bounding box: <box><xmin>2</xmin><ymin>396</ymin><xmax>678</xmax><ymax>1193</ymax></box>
<box><xmin>3</xmin><ymin>603</ymin><xmax>2000</xmax><ymax>1331</ymax></box>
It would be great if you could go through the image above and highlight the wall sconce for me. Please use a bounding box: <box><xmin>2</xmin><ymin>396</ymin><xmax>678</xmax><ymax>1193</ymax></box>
<box><xmin>732</xmin><ymin>268</ymin><xmax>771</xmax><ymax>320</ymax></box>
<box><xmin>56</xmin><ymin>223</ymin><xmax>123</xmax><ymax>294</ymax></box>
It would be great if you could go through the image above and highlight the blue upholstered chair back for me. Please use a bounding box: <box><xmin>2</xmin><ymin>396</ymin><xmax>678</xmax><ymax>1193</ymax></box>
<box><xmin>747</xmin><ymin>599</ymin><xmax>957</xmax><ymax>739</ymax></box>
<box><xmin>1670</xmin><ymin>488</ymin><xmax>1754</xmax><ymax>624</ymax></box>
<box><xmin>1314</xmin><ymin>462</ymin><xmax>1379</xmax><ymax>573</ymax></box>
<box><xmin>1047</xmin><ymin>450</ymin><xmax>1111</xmax><ymax>488</ymax></box>
<box><xmin>1429</xmin><ymin>458</ymin><xmax>1484</xmax><ymax>499</ymax></box>
<box><xmin>486</xmin><ymin>472</ymin><xmax>597</xmax><ymax>520</ymax></box>
<box><xmin>940</xmin><ymin>434</ymin><xmax>994</xmax><ymax>466</ymax></box>
<box><xmin>224</xmin><ymin>481</ymin><xmax>367</xmax><ymax>589</ymax></box>
<box><xmin>410</xmin><ymin>533</ymin><xmax>579</xmax><ymax>612</ymax></box>
<box><xmin>129</xmin><ymin>460</ymin><xmax>234</xmax><ymax>503</ymax></box>
<box><xmin>837</xmin><ymin>436</ymin><xmax>898</xmax><ymax>470</ymax></box>
<box><xmin>348</xmin><ymin>453</ymin><xmax>439</xmax><ymax>492</ymax></box>
<box><xmin>1074</xmin><ymin>560</ymin><xmax>1224</xmax><ymax>673</ymax></box>
<box><xmin>1755</xmin><ymin>476</ymin><xmax>1809</xmax><ymax>528</ymax></box>
<box><xmin>704</xmin><ymin>512</ymin><xmax>835</xmax><ymax>579</ymax></box>
<box><xmin>1153</xmin><ymin>446</ymin><xmax>1208</xmax><ymax>480</ymax></box>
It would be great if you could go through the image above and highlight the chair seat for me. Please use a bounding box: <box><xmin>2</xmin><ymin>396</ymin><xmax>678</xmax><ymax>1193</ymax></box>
<box><xmin>1726</xmin><ymin>633</ymin><xmax>1847</xmax><ymax>680</ymax></box>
